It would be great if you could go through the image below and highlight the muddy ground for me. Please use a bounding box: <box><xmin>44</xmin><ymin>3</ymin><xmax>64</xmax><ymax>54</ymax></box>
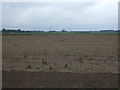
<box><xmin>2</xmin><ymin>34</ymin><xmax>119</xmax><ymax>88</ymax></box>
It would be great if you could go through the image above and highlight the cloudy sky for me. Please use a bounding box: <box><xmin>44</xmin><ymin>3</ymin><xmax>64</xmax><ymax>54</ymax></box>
<box><xmin>1</xmin><ymin>1</ymin><xmax>118</xmax><ymax>31</ymax></box>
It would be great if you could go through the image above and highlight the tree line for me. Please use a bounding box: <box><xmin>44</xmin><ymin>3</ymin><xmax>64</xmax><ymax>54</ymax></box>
<box><xmin>2</xmin><ymin>28</ymin><xmax>120</xmax><ymax>33</ymax></box>
<box><xmin>2</xmin><ymin>28</ymin><xmax>67</xmax><ymax>33</ymax></box>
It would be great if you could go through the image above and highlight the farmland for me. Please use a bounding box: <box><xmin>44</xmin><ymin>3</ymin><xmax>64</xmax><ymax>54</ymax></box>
<box><xmin>2</xmin><ymin>34</ymin><xmax>119</xmax><ymax>88</ymax></box>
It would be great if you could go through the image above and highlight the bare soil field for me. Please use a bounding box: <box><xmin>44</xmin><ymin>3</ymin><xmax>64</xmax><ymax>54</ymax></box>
<box><xmin>2</xmin><ymin>34</ymin><xmax>119</xmax><ymax>88</ymax></box>
<box><xmin>2</xmin><ymin>71</ymin><xmax>118</xmax><ymax>88</ymax></box>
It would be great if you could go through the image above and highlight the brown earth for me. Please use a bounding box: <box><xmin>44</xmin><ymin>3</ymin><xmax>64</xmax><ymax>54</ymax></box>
<box><xmin>2</xmin><ymin>71</ymin><xmax>118</xmax><ymax>88</ymax></box>
<box><xmin>2</xmin><ymin>34</ymin><xmax>119</xmax><ymax>88</ymax></box>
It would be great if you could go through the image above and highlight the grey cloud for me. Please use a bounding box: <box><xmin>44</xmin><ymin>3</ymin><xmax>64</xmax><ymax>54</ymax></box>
<box><xmin>2</xmin><ymin>2</ymin><xmax>118</xmax><ymax>31</ymax></box>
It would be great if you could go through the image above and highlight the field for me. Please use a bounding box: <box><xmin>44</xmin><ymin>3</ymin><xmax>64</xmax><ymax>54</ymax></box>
<box><xmin>2</xmin><ymin>34</ymin><xmax>119</xmax><ymax>88</ymax></box>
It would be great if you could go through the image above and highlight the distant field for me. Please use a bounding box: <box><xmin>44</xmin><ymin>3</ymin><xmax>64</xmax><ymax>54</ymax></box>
<box><xmin>2</xmin><ymin>32</ymin><xmax>120</xmax><ymax>35</ymax></box>
<box><xmin>2</xmin><ymin>31</ymin><xmax>120</xmax><ymax>35</ymax></box>
<box><xmin>2</xmin><ymin>34</ymin><xmax>119</xmax><ymax>88</ymax></box>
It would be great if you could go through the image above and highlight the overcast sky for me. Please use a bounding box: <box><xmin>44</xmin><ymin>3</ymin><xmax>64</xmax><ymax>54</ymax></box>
<box><xmin>1</xmin><ymin>1</ymin><xmax>118</xmax><ymax>31</ymax></box>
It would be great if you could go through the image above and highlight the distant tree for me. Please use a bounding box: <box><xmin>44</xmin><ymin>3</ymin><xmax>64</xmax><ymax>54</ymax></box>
<box><xmin>2</xmin><ymin>28</ymin><xmax>6</xmax><ymax>32</ymax></box>
<box><xmin>2</xmin><ymin>28</ymin><xmax>7</xmax><ymax>33</ymax></box>
<box><xmin>61</xmin><ymin>30</ymin><xmax>66</xmax><ymax>32</ymax></box>
<box><xmin>49</xmin><ymin>30</ymin><xmax>56</xmax><ymax>32</ymax></box>
<box><xmin>17</xmin><ymin>29</ymin><xmax>21</xmax><ymax>32</ymax></box>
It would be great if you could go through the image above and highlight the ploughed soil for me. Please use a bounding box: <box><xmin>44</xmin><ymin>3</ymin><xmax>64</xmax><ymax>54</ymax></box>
<box><xmin>2</xmin><ymin>71</ymin><xmax>118</xmax><ymax>88</ymax></box>
<box><xmin>2</xmin><ymin>34</ymin><xmax>119</xmax><ymax>88</ymax></box>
